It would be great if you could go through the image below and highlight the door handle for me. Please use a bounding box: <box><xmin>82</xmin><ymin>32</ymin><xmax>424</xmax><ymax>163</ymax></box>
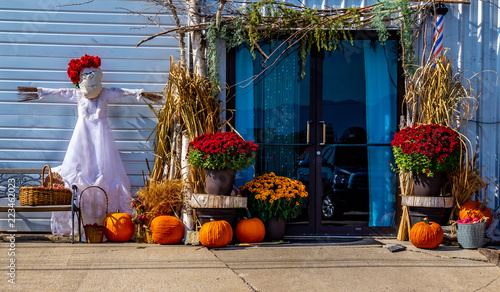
<box><xmin>306</xmin><ymin>120</ymin><xmax>312</xmax><ymax>145</ymax></box>
<box><xmin>319</xmin><ymin>121</ymin><xmax>326</xmax><ymax>146</ymax></box>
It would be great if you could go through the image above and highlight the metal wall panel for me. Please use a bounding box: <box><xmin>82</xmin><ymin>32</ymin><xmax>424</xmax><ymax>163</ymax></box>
<box><xmin>0</xmin><ymin>0</ymin><xmax>183</xmax><ymax>231</ymax></box>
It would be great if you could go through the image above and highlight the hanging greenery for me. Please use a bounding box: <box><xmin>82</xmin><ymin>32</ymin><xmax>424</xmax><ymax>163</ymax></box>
<box><xmin>206</xmin><ymin>18</ymin><xmax>247</xmax><ymax>91</ymax></box>
<box><xmin>373</xmin><ymin>0</ymin><xmax>417</xmax><ymax>72</ymax></box>
<box><xmin>200</xmin><ymin>0</ymin><xmax>429</xmax><ymax>89</ymax></box>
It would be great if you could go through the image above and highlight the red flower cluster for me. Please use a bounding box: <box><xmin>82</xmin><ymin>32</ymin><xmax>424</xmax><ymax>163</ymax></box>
<box><xmin>67</xmin><ymin>54</ymin><xmax>101</xmax><ymax>84</ymax></box>
<box><xmin>189</xmin><ymin>132</ymin><xmax>258</xmax><ymax>158</ymax></box>
<box><xmin>188</xmin><ymin>132</ymin><xmax>259</xmax><ymax>171</ymax></box>
<box><xmin>391</xmin><ymin>124</ymin><xmax>460</xmax><ymax>163</ymax></box>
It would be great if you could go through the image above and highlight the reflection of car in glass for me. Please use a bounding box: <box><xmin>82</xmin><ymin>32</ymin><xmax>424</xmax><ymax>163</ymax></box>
<box><xmin>297</xmin><ymin>127</ymin><xmax>369</xmax><ymax>219</ymax></box>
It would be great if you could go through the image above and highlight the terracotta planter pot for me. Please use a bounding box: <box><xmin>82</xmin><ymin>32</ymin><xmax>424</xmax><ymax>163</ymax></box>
<box><xmin>265</xmin><ymin>217</ymin><xmax>286</xmax><ymax>241</ymax></box>
<box><xmin>205</xmin><ymin>168</ymin><xmax>236</xmax><ymax>196</ymax></box>
<box><xmin>412</xmin><ymin>172</ymin><xmax>444</xmax><ymax>197</ymax></box>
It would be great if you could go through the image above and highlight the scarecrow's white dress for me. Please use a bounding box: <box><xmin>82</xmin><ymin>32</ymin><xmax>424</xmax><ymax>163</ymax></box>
<box><xmin>36</xmin><ymin>87</ymin><xmax>143</xmax><ymax>236</ymax></box>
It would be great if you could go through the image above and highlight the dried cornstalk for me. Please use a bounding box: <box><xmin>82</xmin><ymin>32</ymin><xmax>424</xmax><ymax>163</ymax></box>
<box><xmin>448</xmin><ymin>156</ymin><xmax>489</xmax><ymax>214</ymax></box>
<box><xmin>145</xmin><ymin>91</ymin><xmax>176</xmax><ymax>182</ymax></box>
<box><xmin>147</xmin><ymin>57</ymin><xmax>222</xmax><ymax>192</ymax></box>
<box><xmin>404</xmin><ymin>54</ymin><xmax>478</xmax><ymax>130</ymax></box>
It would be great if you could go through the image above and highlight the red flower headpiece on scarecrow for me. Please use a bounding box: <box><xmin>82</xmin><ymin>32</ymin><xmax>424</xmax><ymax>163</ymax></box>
<box><xmin>67</xmin><ymin>54</ymin><xmax>101</xmax><ymax>84</ymax></box>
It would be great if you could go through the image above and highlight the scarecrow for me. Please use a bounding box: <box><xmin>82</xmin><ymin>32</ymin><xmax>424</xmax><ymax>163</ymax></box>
<box><xmin>18</xmin><ymin>55</ymin><xmax>161</xmax><ymax>236</ymax></box>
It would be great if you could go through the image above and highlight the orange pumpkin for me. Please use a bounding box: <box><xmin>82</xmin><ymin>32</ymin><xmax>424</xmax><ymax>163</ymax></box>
<box><xmin>199</xmin><ymin>219</ymin><xmax>233</xmax><ymax>248</ymax></box>
<box><xmin>103</xmin><ymin>210</ymin><xmax>135</xmax><ymax>242</ymax></box>
<box><xmin>410</xmin><ymin>218</ymin><xmax>443</xmax><ymax>249</ymax></box>
<box><xmin>459</xmin><ymin>201</ymin><xmax>492</xmax><ymax>228</ymax></box>
<box><xmin>150</xmin><ymin>215</ymin><xmax>184</xmax><ymax>244</ymax></box>
<box><xmin>236</xmin><ymin>218</ymin><xmax>265</xmax><ymax>243</ymax></box>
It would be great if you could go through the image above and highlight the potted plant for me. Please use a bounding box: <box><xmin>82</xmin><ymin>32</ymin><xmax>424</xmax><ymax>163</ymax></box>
<box><xmin>391</xmin><ymin>124</ymin><xmax>462</xmax><ymax>196</ymax></box>
<box><xmin>239</xmin><ymin>173</ymin><xmax>308</xmax><ymax>240</ymax></box>
<box><xmin>188</xmin><ymin>132</ymin><xmax>258</xmax><ymax>196</ymax></box>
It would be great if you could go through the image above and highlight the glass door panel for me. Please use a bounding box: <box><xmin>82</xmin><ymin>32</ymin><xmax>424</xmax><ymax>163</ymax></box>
<box><xmin>234</xmin><ymin>42</ymin><xmax>313</xmax><ymax>229</ymax></box>
<box><xmin>320</xmin><ymin>45</ymin><xmax>369</xmax><ymax>226</ymax></box>
<box><xmin>317</xmin><ymin>40</ymin><xmax>398</xmax><ymax>234</ymax></box>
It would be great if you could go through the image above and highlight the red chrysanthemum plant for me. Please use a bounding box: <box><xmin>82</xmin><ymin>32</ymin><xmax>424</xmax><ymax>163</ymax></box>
<box><xmin>391</xmin><ymin>124</ymin><xmax>462</xmax><ymax>177</ymax></box>
<box><xmin>67</xmin><ymin>54</ymin><xmax>101</xmax><ymax>88</ymax></box>
<box><xmin>187</xmin><ymin>132</ymin><xmax>258</xmax><ymax>172</ymax></box>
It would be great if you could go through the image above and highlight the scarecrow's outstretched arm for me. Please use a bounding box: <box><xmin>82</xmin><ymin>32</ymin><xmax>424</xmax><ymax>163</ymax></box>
<box><xmin>18</xmin><ymin>86</ymin><xmax>76</xmax><ymax>102</ymax></box>
<box><xmin>106</xmin><ymin>88</ymin><xmax>163</xmax><ymax>103</ymax></box>
<box><xmin>18</xmin><ymin>87</ymin><xmax>38</xmax><ymax>102</ymax></box>
<box><xmin>141</xmin><ymin>92</ymin><xmax>163</xmax><ymax>103</ymax></box>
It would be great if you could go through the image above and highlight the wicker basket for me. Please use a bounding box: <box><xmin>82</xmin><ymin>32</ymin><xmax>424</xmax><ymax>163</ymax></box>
<box><xmin>83</xmin><ymin>225</ymin><xmax>106</xmax><ymax>243</ymax></box>
<box><xmin>20</xmin><ymin>165</ymin><xmax>72</xmax><ymax>206</ymax></box>
<box><xmin>456</xmin><ymin>222</ymin><xmax>486</xmax><ymax>249</ymax></box>
<box><xmin>79</xmin><ymin>186</ymin><xmax>108</xmax><ymax>243</ymax></box>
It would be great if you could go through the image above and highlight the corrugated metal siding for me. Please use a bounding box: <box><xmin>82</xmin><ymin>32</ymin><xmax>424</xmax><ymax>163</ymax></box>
<box><xmin>0</xmin><ymin>0</ymin><xmax>183</xmax><ymax>231</ymax></box>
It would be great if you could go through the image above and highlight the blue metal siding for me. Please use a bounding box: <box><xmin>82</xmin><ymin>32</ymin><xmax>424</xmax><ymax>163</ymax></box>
<box><xmin>0</xmin><ymin>0</ymin><xmax>183</xmax><ymax>231</ymax></box>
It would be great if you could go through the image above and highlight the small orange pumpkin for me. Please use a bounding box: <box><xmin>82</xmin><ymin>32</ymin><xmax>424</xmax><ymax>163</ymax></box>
<box><xmin>150</xmin><ymin>215</ymin><xmax>184</xmax><ymax>244</ymax></box>
<box><xmin>459</xmin><ymin>200</ymin><xmax>492</xmax><ymax>228</ymax></box>
<box><xmin>410</xmin><ymin>217</ymin><xmax>443</xmax><ymax>249</ymax></box>
<box><xmin>103</xmin><ymin>210</ymin><xmax>135</xmax><ymax>242</ymax></box>
<box><xmin>236</xmin><ymin>218</ymin><xmax>265</xmax><ymax>243</ymax></box>
<box><xmin>199</xmin><ymin>219</ymin><xmax>233</xmax><ymax>248</ymax></box>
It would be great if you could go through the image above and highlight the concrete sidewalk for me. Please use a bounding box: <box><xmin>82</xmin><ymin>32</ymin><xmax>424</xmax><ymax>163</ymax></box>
<box><xmin>1</xmin><ymin>237</ymin><xmax>499</xmax><ymax>291</ymax></box>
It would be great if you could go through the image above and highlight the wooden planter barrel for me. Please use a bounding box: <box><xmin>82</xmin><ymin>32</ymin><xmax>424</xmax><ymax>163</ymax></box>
<box><xmin>190</xmin><ymin>194</ymin><xmax>248</xmax><ymax>232</ymax></box>
<box><xmin>190</xmin><ymin>194</ymin><xmax>247</xmax><ymax>209</ymax></box>
<box><xmin>402</xmin><ymin>196</ymin><xmax>453</xmax><ymax>227</ymax></box>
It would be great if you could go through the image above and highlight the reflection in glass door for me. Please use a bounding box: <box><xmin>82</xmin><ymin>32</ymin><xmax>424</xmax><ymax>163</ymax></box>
<box><xmin>317</xmin><ymin>40</ymin><xmax>399</xmax><ymax>234</ymax></box>
<box><xmin>319</xmin><ymin>43</ymin><xmax>369</xmax><ymax>227</ymax></box>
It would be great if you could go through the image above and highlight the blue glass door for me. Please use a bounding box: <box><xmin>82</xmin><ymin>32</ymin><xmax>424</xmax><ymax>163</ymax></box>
<box><xmin>233</xmin><ymin>38</ymin><xmax>399</xmax><ymax>236</ymax></box>
<box><xmin>317</xmin><ymin>41</ymin><xmax>398</xmax><ymax>234</ymax></box>
<box><xmin>234</xmin><ymin>42</ymin><xmax>313</xmax><ymax>233</ymax></box>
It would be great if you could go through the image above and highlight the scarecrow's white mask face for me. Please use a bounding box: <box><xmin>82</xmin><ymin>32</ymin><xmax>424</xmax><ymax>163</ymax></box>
<box><xmin>79</xmin><ymin>67</ymin><xmax>103</xmax><ymax>99</ymax></box>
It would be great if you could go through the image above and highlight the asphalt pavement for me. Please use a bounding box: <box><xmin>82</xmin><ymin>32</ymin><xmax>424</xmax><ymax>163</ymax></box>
<box><xmin>1</xmin><ymin>236</ymin><xmax>499</xmax><ymax>291</ymax></box>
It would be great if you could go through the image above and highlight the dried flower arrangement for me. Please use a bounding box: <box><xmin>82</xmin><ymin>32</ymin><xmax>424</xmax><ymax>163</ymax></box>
<box><xmin>133</xmin><ymin>179</ymin><xmax>185</xmax><ymax>228</ymax></box>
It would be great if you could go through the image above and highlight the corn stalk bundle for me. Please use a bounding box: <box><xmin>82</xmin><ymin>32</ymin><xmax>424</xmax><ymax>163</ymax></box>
<box><xmin>147</xmin><ymin>57</ymin><xmax>221</xmax><ymax>193</ymax></box>
<box><xmin>404</xmin><ymin>54</ymin><xmax>477</xmax><ymax>129</ymax></box>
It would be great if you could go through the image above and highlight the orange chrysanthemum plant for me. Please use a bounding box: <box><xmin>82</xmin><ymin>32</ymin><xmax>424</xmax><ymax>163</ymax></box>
<box><xmin>239</xmin><ymin>173</ymin><xmax>308</xmax><ymax>222</ymax></box>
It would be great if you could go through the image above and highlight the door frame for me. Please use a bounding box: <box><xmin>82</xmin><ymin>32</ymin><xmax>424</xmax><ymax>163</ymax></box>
<box><xmin>226</xmin><ymin>31</ymin><xmax>404</xmax><ymax>236</ymax></box>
